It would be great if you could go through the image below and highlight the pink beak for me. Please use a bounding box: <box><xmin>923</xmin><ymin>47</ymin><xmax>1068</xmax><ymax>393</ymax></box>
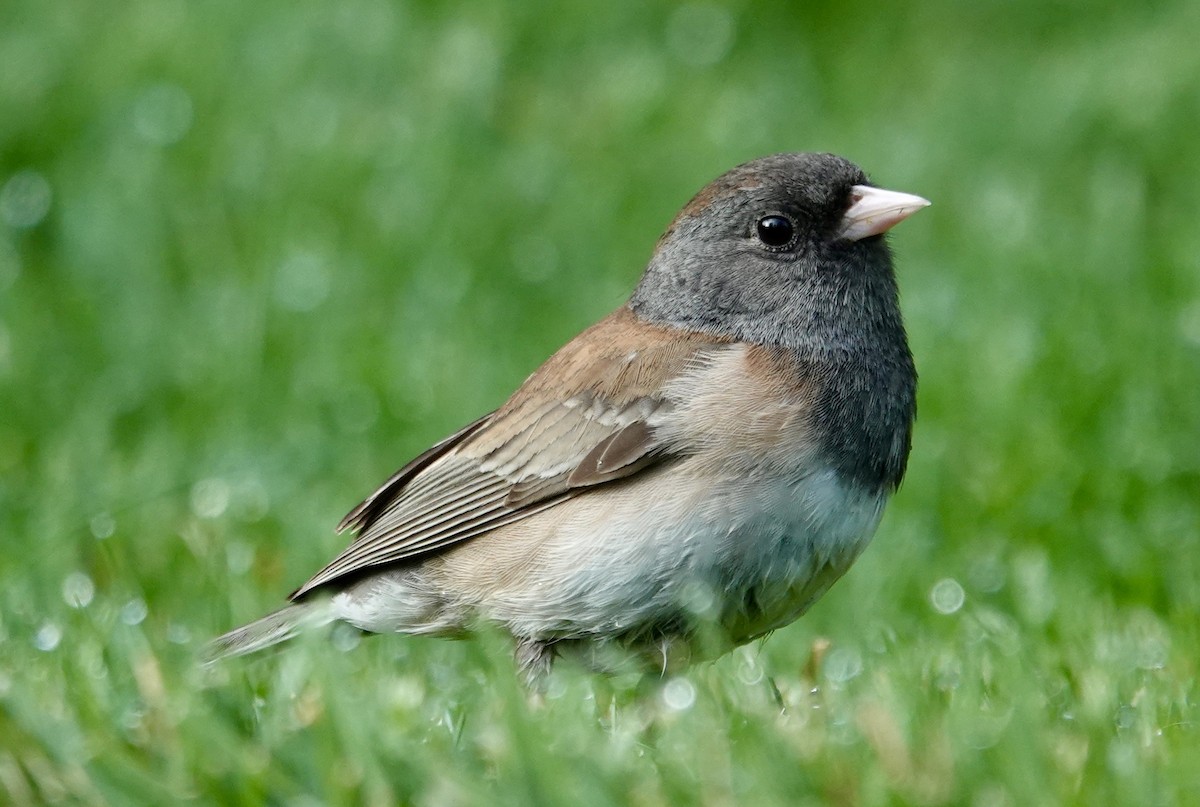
<box><xmin>839</xmin><ymin>184</ymin><xmax>931</xmax><ymax>241</ymax></box>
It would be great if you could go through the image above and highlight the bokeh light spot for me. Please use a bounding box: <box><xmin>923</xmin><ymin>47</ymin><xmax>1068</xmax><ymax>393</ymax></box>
<box><xmin>90</xmin><ymin>512</ymin><xmax>116</xmax><ymax>540</ymax></box>
<box><xmin>191</xmin><ymin>477</ymin><xmax>231</xmax><ymax>519</ymax></box>
<box><xmin>0</xmin><ymin>169</ymin><xmax>52</xmax><ymax>228</ymax></box>
<box><xmin>661</xmin><ymin>676</ymin><xmax>696</xmax><ymax>711</ymax></box>
<box><xmin>133</xmin><ymin>83</ymin><xmax>194</xmax><ymax>145</ymax></box>
<box><xmin>930</xmin><ymin>578</ymin><xmax>966</xmax><ymax>615</ymax></box>
<box><xmin>274</xmin><ymin>250</ymin><xmax>332</xmax><ymax>312</ymax></box>
<box><xmin>666</xmin><ymin>4</ymin><xmax>735</xmax><ymax>67</ymax></box>
<box><xmin>62</xmin><ymin>572</ymin><xmax>95</xmax><ymax>609</ymax></box>
<box><xmin>121</xmin><ymin>598</ymin><xmax>148</xmax><ymax>626</ymax></box>
<box><xmin>824</xmin><ymin>646</ymin><xmax>863</xmax><ymax>685</ymax></box>
<box><xmin>34</xmin><ymin>622</ymin><xmax>62</xmax><ymax>652</ymax></box>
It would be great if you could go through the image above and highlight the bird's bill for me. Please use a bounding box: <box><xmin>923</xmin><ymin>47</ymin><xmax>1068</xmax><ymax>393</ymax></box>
<box><xmin>839</xmin><ymin>184</ymin><xmax>931</xmax><ymax>241</ymax></box>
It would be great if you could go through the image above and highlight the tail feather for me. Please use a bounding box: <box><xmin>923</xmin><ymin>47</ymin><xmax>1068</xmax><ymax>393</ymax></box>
<box><xmin>204</xmin><ymin>601</ymin><xmax>334</xmax><ymax>664</ymax></box>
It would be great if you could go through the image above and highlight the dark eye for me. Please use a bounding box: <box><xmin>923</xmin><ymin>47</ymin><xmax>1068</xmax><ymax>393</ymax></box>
<box><xmin>755</xmin><ymin>215</ymin><xmax>795</xmax><ymax>248</ymax></box>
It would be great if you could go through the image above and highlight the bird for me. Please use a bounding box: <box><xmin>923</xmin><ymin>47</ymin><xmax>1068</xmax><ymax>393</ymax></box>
<box><xmin>206</xmin><ymin>152</ymin><xmax>929</xmax><ymax>681</ymax></box>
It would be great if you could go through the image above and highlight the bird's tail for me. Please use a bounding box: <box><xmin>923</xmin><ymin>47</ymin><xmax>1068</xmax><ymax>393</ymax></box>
<box><xmin>203</xmin><ymin>601</ymin><xmax>334</xmax><ymax>664</ymax></box>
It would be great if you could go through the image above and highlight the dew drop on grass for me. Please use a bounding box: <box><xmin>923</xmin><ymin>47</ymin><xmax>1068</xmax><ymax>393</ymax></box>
<box><xmin>62</xmin><ymin>572</ymin><xmax>95</xmax><ymax>609</ymax></box>
<box><xmin>823</xmin><ymin>646</ymin><xmax>863</xmax><ymax>685</ymax></box>
<box><xmin>388</xmin><ymin>677</ymin><xmax>425</xmax><ymax>710</ymax></box>
<box><xmin>930</xmin><ymin>578</ymin><xmax>966</xmax><ymax>615</ymax></box>
<box><xmin>190</xmin><ymin>477</ymin><xmax>230</xmax><ymax>519</ymax></box>
<box><xmin>121</xmin><ymin>598</ymin><xmax>148</xmax><ymax>626</ymax></box>
<box><xmin>736</xmin><ymin>650</ymin><xmax>764</xmax><ymax>685</ymax></box>
<box><xmin>121</xmin><ymin>707</ymin><xmax>145</xmax><ymax>732</ymax></box>
<box><xmin>89</xmin><ymin>511</ymin><xmax>116</xmax><ymax>540</ymax></box>
<box><xmin>661</xmin><ymin>676</ymin><xmax>696</xmax><ymax>711</ymax></box>
<box><xmin>34</xmin><ymin>622</ymin><xmax>62</xmax><ymax>651</ymax></box>
<box><xmin>166</xmin><ymin>623</ymin><xmax>191</xmax><ymax>645</ymax></box>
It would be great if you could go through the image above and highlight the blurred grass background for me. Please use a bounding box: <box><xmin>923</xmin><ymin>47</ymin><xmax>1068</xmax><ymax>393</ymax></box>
<box><xmin>2</xmin><ymin>0</ymin><xmax>1199</xmax><ymax>804</ymax></box>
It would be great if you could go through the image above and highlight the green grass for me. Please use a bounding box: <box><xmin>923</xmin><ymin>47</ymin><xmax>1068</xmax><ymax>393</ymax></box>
<box><xmin>3</xmin><ymin>0</ymin><xmax>1200</xmax><ymax>804</ymax></box>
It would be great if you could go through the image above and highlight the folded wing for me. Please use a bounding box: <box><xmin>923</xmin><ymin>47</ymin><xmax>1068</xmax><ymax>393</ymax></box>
<box><xmin>290</xmin><ymin>308</ymin><xmax>730</xmax><ymax>600</ymax></box>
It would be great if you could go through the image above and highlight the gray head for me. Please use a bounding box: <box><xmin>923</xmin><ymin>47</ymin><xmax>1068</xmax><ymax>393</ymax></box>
<box><xmin>631</xmin><ymin>152</ymin><xmax>929</xmax><ymax>490</ymax></box>
<box><xmin>630</xmin><ymin>152</ymin><xmax>926</xmax><ymax>356</ymax></box>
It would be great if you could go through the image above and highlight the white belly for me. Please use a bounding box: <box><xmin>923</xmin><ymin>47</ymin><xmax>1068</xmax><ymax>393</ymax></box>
<box><xmin>332</xmin><ymin>466</ymin><xmax>887</xmax><ymax>649</ymax></box>
<box><xmin>477</xmin><ymin>466</ymin><xmax>885</xmax><ymax>642</ymax></box>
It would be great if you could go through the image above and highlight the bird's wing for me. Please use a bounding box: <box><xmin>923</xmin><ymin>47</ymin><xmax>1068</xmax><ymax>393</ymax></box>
<box><xmin>289</xmin><ymin>307</ymin><xmax>731</xmax><ymax>599</ymax></box>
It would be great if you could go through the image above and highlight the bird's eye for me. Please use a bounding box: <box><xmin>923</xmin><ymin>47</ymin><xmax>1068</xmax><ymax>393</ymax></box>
<box><xmin>755</xmin><ymin>215</ymin><xmax>795</xmax><ymax>249</ymax></box>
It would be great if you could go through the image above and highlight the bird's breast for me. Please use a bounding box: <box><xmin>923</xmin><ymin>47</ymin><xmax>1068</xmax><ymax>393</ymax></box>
<box><xmin>697</xmin><ymin>467</ymin><xmax>887</xmax><ymax>644</ymax></box>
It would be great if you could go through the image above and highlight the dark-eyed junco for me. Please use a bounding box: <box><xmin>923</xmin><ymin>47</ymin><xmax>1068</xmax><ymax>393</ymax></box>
<box><xmin>208</xmin><ymin>152</ymin><xmax>928</xmax><ymax>679</ymax></box>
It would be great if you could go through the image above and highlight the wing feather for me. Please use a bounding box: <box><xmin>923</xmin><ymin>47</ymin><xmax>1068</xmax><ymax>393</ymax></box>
<box><xmin>290</xmin><ymin>307</ymin><xmax>732</xmax><ymax>600</ymax></box>
<box><xmin>337</xmin><ymin>414</ymin><xmax>493</xmax><ymax>534</ymax></box>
